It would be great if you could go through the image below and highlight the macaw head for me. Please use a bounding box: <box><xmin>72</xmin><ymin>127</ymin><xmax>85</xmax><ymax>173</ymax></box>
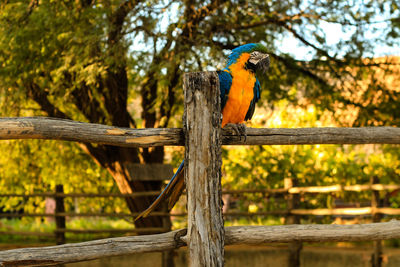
<box><xmin>226</xmin><ymin>43</ymin><xmax>270</xmax><ymax>74</ymax></box>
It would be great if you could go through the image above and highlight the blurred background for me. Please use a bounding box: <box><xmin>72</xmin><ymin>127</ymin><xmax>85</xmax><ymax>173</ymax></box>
<box><xmin>0</xmin><ymin>0</ymin><xmax>399</xmax><ymax>266</ymax></box>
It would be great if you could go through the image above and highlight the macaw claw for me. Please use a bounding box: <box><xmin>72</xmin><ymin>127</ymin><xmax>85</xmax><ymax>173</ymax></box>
<box><xmin>225</xmin><ymin>123</ymin><xmax>247</xmax><ymax>141</ymax></box>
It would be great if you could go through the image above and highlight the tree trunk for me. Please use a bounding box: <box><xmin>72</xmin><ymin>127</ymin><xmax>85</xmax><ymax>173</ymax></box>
<box><xmin>105</xmin><ymin>160</ymin><xmax>165</xmax><ymax>228</ymax></box>
<box><xmin>92</xmin><ymin>66</ymin><xmax>170</xmax><ymax>229</ymax></box>
<box><xmin>81</xmin><ymin>141</ymin><xmax>168</xmax><ymax>229</ymax></box>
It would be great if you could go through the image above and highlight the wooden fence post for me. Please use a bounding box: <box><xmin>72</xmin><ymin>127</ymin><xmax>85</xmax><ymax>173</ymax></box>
<box><xmin>55</xmin><ymin>184</ymin><xmax>66</xmax><ymax>245</ymax></box>
<box><xmin>284</xmin><ymin>177</ymin><xmax>302</xmax><ymax>267</ymax></box>
<box><xmin>371</xmin><ymin>176</ymin><xmax>383</xmax><ymax>267</ymax></box>
<box><xmin>183</xmin><ymin>72</ymin><xmax>224</xmax><ymax>267</ymax></box>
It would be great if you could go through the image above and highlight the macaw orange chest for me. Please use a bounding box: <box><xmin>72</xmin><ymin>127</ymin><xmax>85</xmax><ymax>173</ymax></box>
<box><xmin>221</xmin><ymin>54</ymin><xmax>256</xmax><ymax>127</ymax></box>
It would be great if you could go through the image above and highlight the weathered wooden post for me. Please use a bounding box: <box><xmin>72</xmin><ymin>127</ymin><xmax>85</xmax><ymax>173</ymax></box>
<box><xmin>183</xmin><ymin>72</ymin><xmax>224</xmax><ymax>267</ymax></box>
<box><xmin>55</xmin><ymin>184</ymin><xmax>66</xmax><ymax>245</ymax></box>
<box><xmin>284</xmin><ymin>177</ymin><xmax>302</xmax><ymax>267</ymax></box>
<box><xmin>371</xmin><ymin>176</ymin><xmax>383</xmax><ymax>267</ymax></box>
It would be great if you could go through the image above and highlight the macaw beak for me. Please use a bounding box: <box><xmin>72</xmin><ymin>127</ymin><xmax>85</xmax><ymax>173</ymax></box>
<box><xmin>256</xmin><ymin>54</ymin><xmax>270</xmax><ymax>73</ymax></box>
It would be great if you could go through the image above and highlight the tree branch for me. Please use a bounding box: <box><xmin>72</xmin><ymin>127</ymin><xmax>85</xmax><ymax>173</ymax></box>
<box><xmin>108</xmin><ymin>0</ymin><xmax>140</xmax><ymax>44</ymax></box>
<box><xmin>70</xmin><ymin>84</ymin><xmax>108</xmax><ymax>124</ymax></box>
<box><xmin>281</xmin><ymin>23</ymin><xmax>334</xmax><ymax>60</ymax></box>
<box><xmin>26</xmin><ymin>82</ymin><xmax>70</xmax><ymax>120</ymax></box>
<box><xmin>159</xmin><ymin>64</ymin><xmax>180</xmax><ymax>128</ymax></box>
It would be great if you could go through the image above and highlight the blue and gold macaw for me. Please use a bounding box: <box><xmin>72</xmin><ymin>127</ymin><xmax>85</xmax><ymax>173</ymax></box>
<box><xmin>136</xmin><ymin>43</ymin><xmax>270</xmax><ymax>220</ymax></box>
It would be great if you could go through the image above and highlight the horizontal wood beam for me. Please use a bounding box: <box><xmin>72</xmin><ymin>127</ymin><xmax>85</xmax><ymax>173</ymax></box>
<box><xmin>288</xmin><ymin>184</ymin><xmax>400</xmax><ymax>194</ymax></box>
<box><xmin>223</xmin><ymin>220</ymin><xmax>400</xmax><ymax>244</ymax></box>
<box><xmin>1</xmin><ymin>117</ymin><xmax>400</xmax><ymax>146</ymax></box>
<box><xmin>0</xmin><ymin>212</ymin><xmax>175</xmax><ymax>218</ymax></box>
<box><xmin>0</xmin><ymin>228</ymin><xmax>170</xmax><ymax>237</ymax></box>
<box><xmin>291</xmin><ymin>207</ymin><xmax>400</xmax><ymax>216</ymax></box>
<box><xmin>54</xmin><ymin>228</ymin><xmax>170</xmax><ymax>234</ymax></box>
<box><xmin>0</xmin><ymin>192</ymin><xmax>162</xmax><ymax>198</ymax></box>
<box><xmin>0</xmin><ymin>229</ymin><xmax>187</xmax><ymax>267</ymax></box>
<box><xmin>5</xmin><ymin>206</ymin><xmax>400</xmax><ymax>220</ymax></box>
<box><xmin>0</xmin><ymin>117</ymin><xmax>182</xmax><ymax>147</ymax></box>
<box><xmin>2</xmin><ymin>221</ymin><xmax>400</xmax><ymax>266</ymax></box>
<box><xmin>0</xmin><ymin>183</ymin><xmax>398</xmax><ymax>199</ymax></box>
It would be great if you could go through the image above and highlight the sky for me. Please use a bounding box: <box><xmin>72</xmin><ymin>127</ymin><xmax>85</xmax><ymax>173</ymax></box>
<box><xmin>278</xmin><ymin>2</ymin><xmax>400</xmax><ymax>60</ymax></box>
<box><xmin>278</xmin><ymin>20</ymin><xmax>400</xmax><ymax>61</ymax></box>
<box><xmin>130</xmin><ymin>2</ymin><xmax>400</xmax><ymax>61</ymax></box>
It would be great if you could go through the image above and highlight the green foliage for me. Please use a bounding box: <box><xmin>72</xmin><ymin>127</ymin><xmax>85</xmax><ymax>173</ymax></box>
<box><xmin>0</xmin><ymin>139</ymin><xmax>128</xmax><ymax>214</ymax></box>
<box><xmin>222</xmin><ymin>100</ymin><xmax>400</xmax><ymax>220</ymax></box>
<box><xmin>0</xmin><ymin>1</ymin><xmax>110</xmax><ymax>120</ymax></box>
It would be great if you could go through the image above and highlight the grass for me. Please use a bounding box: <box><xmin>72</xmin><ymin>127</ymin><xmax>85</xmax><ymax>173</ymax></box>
<box><xmin>0</xmin><ymin>217</ymin><xmax>134</xmax><ymax>245</ymax></box>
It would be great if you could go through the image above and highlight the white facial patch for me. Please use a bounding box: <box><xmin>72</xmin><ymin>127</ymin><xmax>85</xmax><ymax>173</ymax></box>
<box><xmin>249</xmin><ymin>51</ymin><xmax>263</xmax><ymax>65</ymax></box>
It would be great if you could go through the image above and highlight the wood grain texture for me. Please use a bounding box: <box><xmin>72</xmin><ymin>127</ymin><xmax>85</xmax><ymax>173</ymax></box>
<box><xmin>3</xmin><ymin>221</ymin><xmax>400</xmax><ymax>266</ymax></box>
<box><xmin>183</xmin><ymin>72</ymin><xmax>224</xmax><ymax>267</ymax></box>
<box><xmin>0</xmin><ymin>117</ymin><xmax>182</xmax><ymax>147</ymax></box>
<box><xmin>1</xmin><ymin>118</ymin><xmax>400</xmax><ymax>146</ymax></box>
<box><xmin>224</xmin><ymin>220</ymin><xmax>400</xmax><ymax>244</ymax></box>
<box><xmin>222</xmin><ymin>126</ymin><xmax>400</xmax><ymax>145</ymax></box>
<box><xmin>0</xmin><ymin>229</ymin><xmax>187</xmax><ymax>267</ymax></box>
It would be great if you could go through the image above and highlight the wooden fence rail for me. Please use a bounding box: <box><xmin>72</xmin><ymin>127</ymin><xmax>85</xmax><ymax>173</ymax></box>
<box><xmin>1</xmin><ymin>117</ymin><xmax>400</xmax><ymax>146</ymax></box>
<box><xmin>2</xmin><ymin>183</ymin><xmax>400</xmax><ymax>198</ymax></box>
<box><xmin>0</xmin><ymin>228</ymin><xmax>170</xmax><ymax>237</ymax></box>
<box><xmin>2</xmin><ymin>221</ymin><xmax>400</xmax><ymax>267</ymax></box>
<box><xmin>4</xmin><ymin>207</ymin><xmax>400</xmax><ymax>219</ymax></box>
<box><xmin>3</xmin><ymin>182</ymin><xmax>399</xmax><ymax>249</ymax></box>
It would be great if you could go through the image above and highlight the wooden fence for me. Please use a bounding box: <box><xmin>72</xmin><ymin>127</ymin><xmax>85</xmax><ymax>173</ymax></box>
<box><xmin>1</xmin><ymin>71</ymin><xmax>400</xmax><ymax>266</ymax></box>
<box><xmin>0</xmin><ymin>181</ymin><xmax>399</xmax><ymax>242</ymax></box>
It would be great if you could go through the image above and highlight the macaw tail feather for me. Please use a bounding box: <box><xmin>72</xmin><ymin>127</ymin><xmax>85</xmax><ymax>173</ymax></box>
<box><xmin>167</xmin><ymin>169</ymin><xmax>185</xmax><ymax>210</ymax></box>
<box><xmin>135</xmin><ymin>160</ymin><xmax>185</xmax><ymax>221</ymax></box>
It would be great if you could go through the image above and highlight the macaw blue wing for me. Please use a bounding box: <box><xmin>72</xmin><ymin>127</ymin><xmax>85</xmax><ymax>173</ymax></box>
<box><xmin>244</xmin><ymin>78</ymin><xmax>261</xmax><ymax>121</ymax></box>
<box><xmin>217</xmin><ymin>70</ymin><xmax>232</xmax><ymax>111</ymax></box>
